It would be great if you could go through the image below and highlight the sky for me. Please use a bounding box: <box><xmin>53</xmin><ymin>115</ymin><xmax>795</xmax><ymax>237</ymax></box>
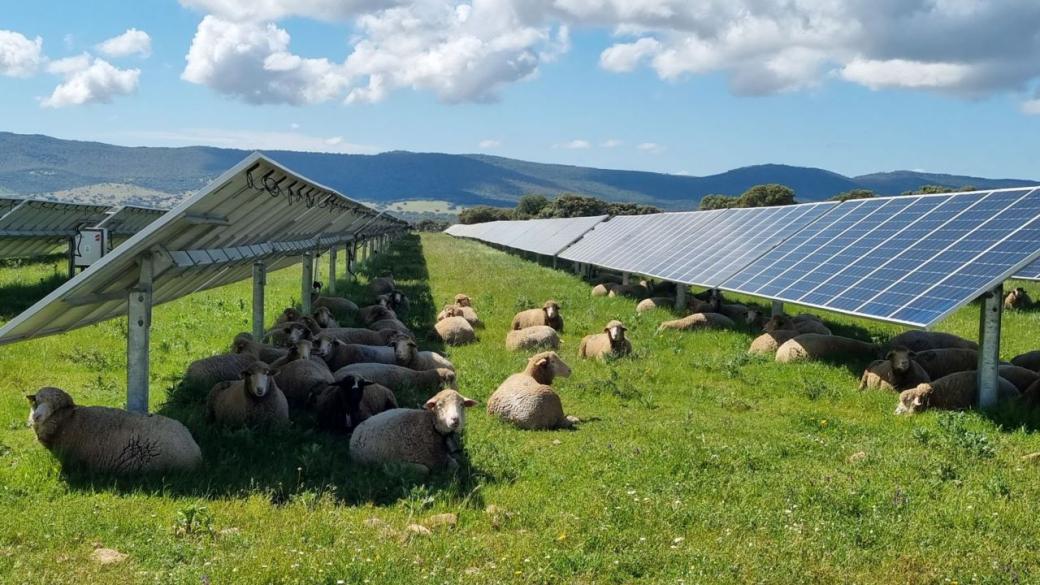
<box><xmin>1</xmin><ymin>0</ymin><xmax>1040</xmax><ymax>179</ymax></box>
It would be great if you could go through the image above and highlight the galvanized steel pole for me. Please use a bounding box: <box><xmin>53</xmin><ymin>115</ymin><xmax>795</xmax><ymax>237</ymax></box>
<box><xmin>674</xmin><ymin>284</ymin><xmax>686</xmax><ymax>310</ymax></box>
<box><xmin>328</xmin><ymin>246</ymin><xmax>338</xmax><ymax>294</ymax></box>
<box><xmin>977</xmin><ymin>284</ymin><xmax>1003</xmax><ymax>408</ymax></box>
<box><xmin>301</xmin><ymin>251</ymin><xmax>314</xmax><ymax>315</ymax></box>
<box><xmin>252</xmin><ymin>261</ymin><xmax>266</xmax><ymax>340</ymax></box>
<box><xmin>126</xmin><ymin>254</ymin><xmax>153</xmax><ymax>413</ymax></box>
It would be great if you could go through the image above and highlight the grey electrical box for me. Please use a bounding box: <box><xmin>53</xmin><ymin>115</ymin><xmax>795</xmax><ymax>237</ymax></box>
<box><xmin>73</xmin><ymin>228</ymin><xmax>109</xmax><ymax>269</ymax></box>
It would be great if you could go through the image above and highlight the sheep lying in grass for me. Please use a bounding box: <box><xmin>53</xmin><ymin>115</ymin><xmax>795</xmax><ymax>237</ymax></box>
<box><xmin>505</xmin><ymin>326</ymin><xmax>560</xmax><ymax>351</ymax></box>
<box><xmin>716</xmin><ymin>303</ymin><xmax>753</xmax><ymax>324</ymax></box>
<box><xmin>775</xmin><ymin>334</ymin><xmax>879</xmax><ymax>364</ymax></box>
<box><xmin>434</xmin><ymin>315</ymin><xmax>476</xmax><ymax>345</ymax></box>
<box><xmin>1011</xmin><ymin>350</ymin><xmax>1040</xmax><ymax>372</ymax></box>
<box><xmin>764</xmin><ymin>314</ymin><xmax>831</xmax><ymax>336</ymax></box>
<box><xmin>311</xmin><ymin>284</ymin><xmax>359</xmax><ymax>320</ymax></box>
<box><xmin>859</xmin><ymin>347</ymin><xmax>930</xmax><ymax>391</ymax></box>
<box><xmin>27</xmin><ymin>387</ymin><xmax>201</xmax><ymax>474</ymax></box>
<box><xmin>608</xmin><ymin>283</ymin><xmax>650</xmax><ymax>299</ymax></box>
<box><xmin>998</xmin><ymin>365</ymin><xmax>1039</xmax><ymax>393</ymax></box>
<box><xmin>206</xmin><ymin>361</ymin><xmax>288</xmax><ymax>428</ymax></box>
<box><xmin>264</xmin><ymin>321</ymin><xmax>311</xmax><ymax>348</ymax></box>
<box><xmin>658</xmin><ymin>313</ymin><xmax>735</xmax><ymax>332</ymax></box>
<box><xmin>748</xmin><ymin>330</ymin><xmax>800</xmax><ymax>355</ymax></box>
<box><xmin>437</xmin><ymin>303</ymin><xmax>481</xmax><ymax>327</ymax></box>
<box><xmin>231</xmin><ymin>333</ymin><xmax>288</xmax><ymax>364</ymax></box>
<box><xmin>894</xmin><ymin>371</ymin><xmax>1019</xmax><ymax>414</ymax></box>
<box><xmin>408</xmin><ymin>349</ymin><xmax>455</xmax><ymax>371</ymax></box>
<box><xmin>449</xmin><ymin>294</ymin><xmax>481</xmax><ymax>327</ymax></box>
<box><xmin>369</xmin><ymin>318</ymin><xmax>414</xmax><ymax>340</ymax></box>
<box><xmin>370</xmin><ymin>272</ymin><xmax>395</xmax><ymax>296</ymax></box>
<box><xmin>272</xmin><ymin>342</ymin><xmax>334</xmax><ymax>406</ymax></box>
<box><xmin>183</xmin><ymin>350</ymin><xmax>261</xmax><ymax>393</ymax></box>
<box><xmin>322</xmin><ymin>327</ymin><xmax>400</xmax><ymax>346</ymax></box>
<box><xmin>578</xmin><ymin>320</ymin><xmax>632</xmax><ymax>360</ymax></box>
<box><xmin>314</xmin><ymin>374</ymin><xmax>398</xmax><ymax>434</ymax></box>
<box><xmin>1004</xmin><ymin>287</ymin><xmax>1033</xmax><ymax>310</ymax></box>
<box><xmin>322</xmin><ymin>335</ymin><xmax>416</xmax><ymax>371</ymax></box>
<box><xmin>591</xmin><ymin>283</ymin><xmax>615</xmax><ymax>297</ymax></box>
<box><xmin>334</xmin><ymin>364</ymin><xmax>457</xmax><ymax>398</ymax></box>
<box><xmin>487</xmin><ymin>351</ymin><xmax>576</xmax><ymax>430</ymax></box>
<box><xmin>359</xmin><ymin>302</ymin><xmax>396</xmax><ymax>326</ymax></box>
<box><xmin>512</xmin><ymin>300</ymin><xmax>564</xmax><ymax>332</ymax></box>
<box><xmin>349</xmin><ymin>389</ymin><xmax>476</xmax><ymax>474</ymax></box>
<box><xmin>913</xmin><ymin>348</ymin><xmax>978</xmax><ymax>379</ymax></box>
<box><xmin>888</xmin><ymin>331</ymin><xmax>977</xmax><ymax>353</ymax></box>
<box><xmin>636</xmin><ymin>297</ymin><xmax>678</xmax><ymax>313</ymax></box>
<box><xmin>312</xmin><ymin>306</ymin><xmax>339</xmax><ymax>329</ymax></box>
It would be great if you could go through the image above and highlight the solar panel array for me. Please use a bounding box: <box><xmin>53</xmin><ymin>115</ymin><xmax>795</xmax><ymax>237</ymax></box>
<box><xmin>447</xmin><ymin>216</ymin><xmax>608</xmax><ymax>256</ymax></box>
<box><xmin>0</xmin><ymin>200</ymin><xmax>110</xmax><ymax>259</ymax></box>
<box><xmin>96</xmin><ymin>205</ymin><xmax>167</xmax><ymax>237</ymax></box>
<box><xmin>0</xmin><ymin>153</ymin><xmax>406</xmax><ymax>345</ymax></box>
<box><xmin>445</xmin><ymin>186</ymin><xmax>1040</xmax><ymax>327</ymax></box>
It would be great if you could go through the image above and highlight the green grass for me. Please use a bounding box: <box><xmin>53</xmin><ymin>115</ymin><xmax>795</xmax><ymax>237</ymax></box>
<box><xmin>3</xmin><ymin>233</ymin><xmax>1040</xmax><ymax>583</ymax></box>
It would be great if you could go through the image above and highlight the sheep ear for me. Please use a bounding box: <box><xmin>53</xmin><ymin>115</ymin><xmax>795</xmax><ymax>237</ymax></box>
<box><xmin>885</xmin><ymin>350</ymin><xmax>894</xmax><ymax>360</ymax></box>
<box><xmin>25</xmin><ymin>394</ymin><xmax>35</xmax><ymax>404</ymax></box>
<box><xmin>462</xmin><ymin>398</ymin><xmax>477</xmax><ymax>408</ymax></box>
<box><xmin>423</xmin><ymin>399</ymin><xmax>438</xmax><ymax>411</ymax></box>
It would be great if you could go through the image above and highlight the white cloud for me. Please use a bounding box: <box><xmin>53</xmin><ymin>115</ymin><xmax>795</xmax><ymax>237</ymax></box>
<box><xmin>126</xmin><ymin>128</ymin><xmax>380</xmax><ymax>153</ymax></box>
<box><xmin>840</xmin><ymin>58</ymin><xmax>971</xmax><ymax>90</ymax></box>
<box><xmin>636</xmin><ymin>142</ymin><xmax>664</xmax><ymax>154</ymax></box>
<box><xmin>599</xmin><ymin>37</ymin><xmax>659</xmax><ymax>73</ymax></box>
<box><xmin>478</xmin><ymin>139</ymin><xmax>501</xmax><ymax>149</ymax></box>
<box><xmin>600</xmin><ymin>138</ymin><xmax>623</xmax><ymax>148</ymax></box>
<box><xmin>179</xmin><ymin>0</ymin><xmax>395</xmax><ymax>22</ymax></box>
<box><xmin>0</xmin><ymin>30</ymin><xmax>44</xmax><ymax>77</ymax></box>
<box><xmin>42</xmin><ymin>56</ymin><xmax>140</xmax><ymax>108</ymax></box>
<box><xmin>555</xmin><ymin>139</ymin><xmax>591</xmax><ymax>149</ymax></box>
<box><xmin>1022</xmin><ymin>99</ymin><xmax>1040</xmax><ymax>116</ymax></box>
<box><xmin>97</xmin><ymin>28</ymin><xmax>152</xmax><ymax>58</ymax></box>
<box><xmin>290</xmin><ymin>122</ymin><xmax>300</xmax><ymax>129</ymax></box>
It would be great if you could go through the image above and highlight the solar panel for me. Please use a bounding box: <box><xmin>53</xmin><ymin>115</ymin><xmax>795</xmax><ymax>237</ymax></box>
<box><xmin>0</xmin><ymin>153</ymin><xmax>404</xmax><ymax>345</ymax></box>
<box><xmin>721</xmin><ymin>188</ymin><xmax>1040</xmax><ymax>327</ymax></box>
<box><xmin>1013</xmin><ymin>259</ymin><xmax>1040</xmax><ymax>281</ymax></box>
<box><xmin>493</xmin><ymin>216</ymin><xmax>608</xmax><ymax>256</ymax></box>
<box><xmin>0</xmin><ymin>197</ymin><xmax>22</xmax><ymax>218</ymax></box>
<box><xmin>0</xmin><ymin>200</ymin><xmax>110</xmax><ymax>259</ymax></box>
<box><xmin>96</xmin><ymin>205</ymin><xmax>167</xmax><ymax>237</ymax></box>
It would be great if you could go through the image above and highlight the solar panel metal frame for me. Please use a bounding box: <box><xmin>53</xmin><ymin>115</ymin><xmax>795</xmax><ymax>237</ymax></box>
<box><xmin>0</xmin><ymin>152</ymin><xmax>403</xmax><ymax>346</ymax></box>
<box><xmin>96</xmin><ymin>205</ymin><xmax>167</xmax><ymax>236</ymax></box>
<box><xmin>720</xmin><ymin>187</ymin><xmax>1040</xmax><ymax>328</ymax></box>
<box><xmin>1012</xmin><ymin>259</ymin><xmax>1040</xmax><ymax>281</ymax></box>
<box><xmin>0</xmin><ymin>199</ymin><xmax>111</xmax><ymax>259</ymax></box>
<box><xmin>491</xmin><ymin>215</ymin><xmax>609</xmax><ymax>256</ymax></box>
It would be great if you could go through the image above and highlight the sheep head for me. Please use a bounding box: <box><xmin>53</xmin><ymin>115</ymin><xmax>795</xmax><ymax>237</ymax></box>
<box><xmin>886</xmin><ymin>346</ymin><xmax>916</xmax><ymax>374</ymax></box>
<box><xmin>312</xmin><ymin>334</ymin><xmax>334</xmax><ymax>358</ymax></box>
<box><xmin>230</xmin><ymin>333</ymin><xmax>260</xmax><ymax>357</ymax></box>
<box><xmin>424</xmin><ymin>389</ymin><xmax>476</xmax><ymax>435</ymax></box>
<box><xmin>242</xmin><ymin>362</ymin><xmax>274</xmax><ymax>399</ymax></box>
<box><xmin>313</xmin><ymin>306</ymin><xmax>336</xmax><ymax>328</ymax></box>
<box><xmin>390</xmin><ymin>336</ymin><xmax>418</xmax><ymax>365</ymax></box>
<box><xmin>436</xmin><ymin>368</ymin><xmax>458</xmax><ymax>389</ymax></box>
<box><xmin>280</xmin><ymin>307</ymin><xmax>303</xmax><ymax>323</ymax></box>
<box><xmin>763</xmin><ymin>314</ymin><xmax>795</xmax><ymax>333</ymax></box>
<box><xmin>453</xmin><ymin>293</ymin><xmax>472</xmax><ymax>307</ymax></box>
<box><xmin>527</xmin><ymin>351</ymin><xmax>571</xmax><ymax>384</ymax></box>
<box><xmin>542</xmin><ymin>300</ymin><xmax>561</xmax><ymax>321</ymax></box>
<box><xmin>335</xmin><ymin>375</ymin><xmax>369</xmax><ymax>430</ymax></box>
<box><xmin>895</xmin><ymin>384</ymin><xmax>932</xmax><ymax>415</ymax></box>
<box><xmin>26</xmin><ymin>387</ymin><xmax>74</xmax><ymax>434</ymax></box>
<box><xmin>291</xmin><ymin>339</ymin><xmax>314</xmax><ymax>361</ymax></box>
<box><xmin>604</xmin><ymin>320</ymin><xmax>627</xmax><ymax>344</ymax></box>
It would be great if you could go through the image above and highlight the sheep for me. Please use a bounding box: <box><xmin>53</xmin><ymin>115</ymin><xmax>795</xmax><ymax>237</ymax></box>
<box><xmin>437</xmin><ymin>304</ymin><xmax>464</xmax><ymax>322</ymax></box>
<box><xmin>272</xmin><ymin>345</ymin><xmax>335</xmax><ymax>406</ymax></box>
<box><xmin>206</xmin><ymin>361</ymin><xmax>289</xmax><ymax>428</ymax></box>
<box><xmin>314</xmin><ymin>374</ymin><xmax>398</xmax><ymax>434</ymax></box>
<box><xmin>322</xmin><ymin>327</ymin><xmax>401</xmax><ymax>346</ymax></box>
<box><xmin>183</xmin><ymin>350</ymin><xmax>261</xmax><ymax>392</ymax></box>
<box><xmin>636</xmin><ymin>297</ymin><xmax>677</xmax><ymax>313</ymax></box>
<box><xmin>511</xmin><ymin>300</ymin><xmax>564</xmax><ymax>332</ymax></box>
<box><xmin>588</xmin><ymin>274</ymin><xmax>623</xmax><ymax>286</ymax></box>
<box><xmin>275</xmin><ymin>307</ymin><xmax>303</xmax><ymax>326</ymax></box>
<box><xmin>1011</xmin><ymin>350</ymin><xmax>1040</xmax><ymax>372</ymax></box>
<box><xmin>349</xmin><ymin>389</ymin><xmax>476</xmax><ymax>474</ymax></box>
<box><xmin>578</xmin><ymin>320</ymin><xmax>632</xmax><ymax>360</ymax></box>
<box><xmin>264</xmin><ymin>321</ymin><xmax>312</xmax><ymax>348</ymax></box>
<box><xmin>370</xmin><ymin>272</ymin><xmax>396</xmax><ymax>295</ymax></box>
<box><xmin>311</xmin><ymin>283</ymin><xmax>359</xmax><ymax>320</ymax></box>
<box><xmin>607</xmin><ymin>283</ymin><xmax>650</xmax><ymax>299</ymax></box>
<box><xmin>998</xmin><ymin>364</ymin><xmax>1039</xmax><ymax>393</ymax></box>
<box><xmin>27</xmin><ymin>387</ymin><xmax>201</xmax><ymax>474</ymax></box>
<box><xmin>322</xmin><ymin>335</ymin><xmax>416</xmax><ymax>371</ymax></box>
<box><xmin>453</xmin><ymin>293</ymin><xmax>473</xmax><ymax>307</ymax></box>
<box><xmin>487</xmin><ymin>351</ymin><xmax>576</xmax><ymax>430</ymax></box>
<box><xmin>1004</xmin><ymin>287</ymin><xmax>1033</xmax><ymax>310</ymax></box>
<box><xmin>312</xmin><ymin>306</ymin><xmax>339</xmax><ymax>329</ymax></box>
<box><xmin>658</xmin><ymin>312</ymin><xmax>735</xmax><ymax>332</ymax></box>
<box><xmin>888</xmin><ymin>331</ymin><xmax>978</xmax><ymax>353</ymax></box>
<box><xmin>436</xmin><ymin>303</ymin><xmax>481</xmax><ymax>327</ymax></box>
<box><xmin>692</xmin><ymin>288</ymin><xmax>724</xmax><ymax>305</ymax></box>
<box><xmin>369</xmin><ymin>318</ymin><xmax>414</xmax><ymax>338</ymax></box>
<box><xmin>435</xmin><ymin>316</ymin><xmax>476</xmax><ymax>345</ymax></box>
<box><xmin>334</xmin><ymin>364</ymin><xmax>457</xmax><ymax>398</ymax></box>
<box><xmin>359</xmin><ymin>301</ymin><xmax>396</xmax><ymax>326</ymax></box>
<box><xmin>505</xmin><ymin>326</ymin><xmax>560</xmax><ymax>351</ymax></box>
<box><xmin>748</xmin><ymin>330</ymin><xmax>801</xmax><ymax>355</ymax></box>
<box><xmin>894</xmin><ymin>371</ymin><xmax>1019</xmax><ymax>414</ymax></box>
<box><xmin>591</xmin><ymin>283</ymin><xmax>615</xmax><ymax>297</ymax></box>
<box><xmin>384</xmin><ymin>290</ymin><xmax>411</xmax><ymax>318</ymax></box>
<box><xmin>764</xmin><ymin>314</ymin><xmax>831</xmax><ymax>336</ymax></box>
<box><xmin>775</xmin><ymin>334</ymin><xmax>880</xmax><ymax>364</ymax></box>
<box><xmin>858</xmin><ymin>347</ymin><xmax>930</xmax><ymax>391</ymax></box>
<box><xmin>913</xmin><ymin>348</ymin><xmax>979</xmax><ymax>379</ymax></box>
<box><xmin>231</xmin><ymin>333</ymin><xmax>288</xmax><ymax>364</ymax></box>
<box><xmin>717</xmin><ymin>303</ymin><xmax>752</xmax><ymax>324</ymax></box>
<box><xmin>408</xmin><ymin>350</ymin><xmax>455</xmax><ymax>371</ymax></box>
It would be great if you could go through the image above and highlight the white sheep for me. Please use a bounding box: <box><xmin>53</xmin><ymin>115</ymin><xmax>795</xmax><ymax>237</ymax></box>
<box><xmin>578</xmin><ymin>320</ymin><xmax>632</xmax><ymax>360</ymax></box>
<box><xmin>775</xmin><ymin>334</ymin><xmax>879</xmax><ymax>363</ymax></box>
<box><xmin>349</xmin><ymin>389</ymin><xmax>476</xmax><ymax>474</ymax></box>
<box><xmin>591</xmin><ymin>283</ymin><xmax>615</xmax><ymax>297</ymax></box>
<box><xmin>505</xmin><ymin>326</ymin><xmax>560</xmax><ymax>352</ymax></box>
<box><xmin>895</xmin><ymin>371</ymin><xmax>1019</xmax><ymax>414</ymax></box>
<box><xmin>27</xmin><ymin>387</ymin><xmax>201</xmax><ymax>474</ymax></box>
<box><xmin>858</xmin><ymin>347</ymin><xmax>930</xmax><ymax>391</ymax></box>
<box><xmin>487</xmin><ymin>351</ymin><xmax>577</xmax><ymax>430</ymax></box>
<box><xmin>206</xmin><ymin>361</ymin><xmax>289</xmax><ymax>428</ymax></box>
<box><xmin>512</xmin><ymin>300</ymin><xmax>564</xmax><ymax>332</ymax></box>
<box><xmin>636</xmin><ymin>297</ymin><xmax>677</xmax><ymax>314</ymax></box>
<box><xmin>657</xmin><ymin>312</ymin><xmax>735</xmax><ymax>332</ymax></box>
<box><xmin>434</xmin><ymin>316</ymin><xmax>476</xmax><ymax>345</ymax></box>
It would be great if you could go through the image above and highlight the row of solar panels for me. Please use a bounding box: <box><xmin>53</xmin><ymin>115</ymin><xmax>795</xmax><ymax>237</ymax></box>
<box><xmin>445</xmin><ymin>187</ymin><xmax>1040</xmax><ymax>328</ymax></box>
<box><xmin>0</xmin><ymin>197</ymin><xmax>168</xmax><ymax>260</ymax></box>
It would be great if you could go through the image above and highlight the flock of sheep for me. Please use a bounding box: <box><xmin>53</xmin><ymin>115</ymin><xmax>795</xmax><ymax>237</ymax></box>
<box><xmin>22</xmin><ymin>250</ymin><xmax>1040</xmax><ymax>478</ymax></box>
<box><xmin>589</xmin><ymin>274</ymin><xmax>1040</xmax><ymax>415</ymax></box>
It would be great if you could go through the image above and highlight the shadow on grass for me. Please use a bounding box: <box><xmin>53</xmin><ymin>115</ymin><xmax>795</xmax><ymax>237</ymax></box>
<box><xmin>0</xmin><ymin>258</ymin><xmax>66</xmax><ymax>320</ymax></box>
<box><xmin>62</xmin><ymin>234</ymin><xmax>495</xmax><ymax>507</ymax></box>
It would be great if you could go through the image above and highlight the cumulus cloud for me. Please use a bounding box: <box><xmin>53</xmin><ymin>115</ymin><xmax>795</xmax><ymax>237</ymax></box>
<box><xmin>556</xmin><ymin>139</ymin><xmax>591</xmax><ymax>149</ymax></box>
<box><xmin>599</xmin><ymin>37</ymin><xmax>659</xmax><ymax>73</ymax></box>
<box><xmin>179</xmin><ymin>0</ymin><xmax>396</xmax><ymax>22</ymax></box>
<box><xmin>97</xmin><ymin>28</ymin><xmax>152</xmax><ymax>58</ymax></box>
<box><xmin>0</xmin><ymin>30</ymin><xmax>44</xmax><ymax>77</ymax></box>
<box><xmin>42</xmin><ymin>55</ymin><xmax>140</xmax><ymax>108</ymax></box>
<box><xmin>478</xmin><ymin>139</ymin><xmax>501</xmax><ymax>149</ymax></box>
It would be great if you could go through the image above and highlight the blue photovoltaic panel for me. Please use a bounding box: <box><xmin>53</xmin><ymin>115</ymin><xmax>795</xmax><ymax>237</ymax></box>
<box><xmin>558</xmin><ymin>214</ymin><xmax>661</xmax><ymax>264</ymax></box>
<box><xmin>497</xmin><ymin>216</ymin><xmax>608</xmax><ymax>256</ymax></box>
<box><xmin>722</xmin><ymin>188</ymin><xmax>1040</xmax><ymax>327</ymax></box>
<box><xmin>1013</xmin><ymin>259</ymin><xmax>1040</xmax><ymax>281</ymax></box>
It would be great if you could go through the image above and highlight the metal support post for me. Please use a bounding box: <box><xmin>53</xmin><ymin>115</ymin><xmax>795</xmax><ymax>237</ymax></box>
<box><xmin>67</xmin><ymin>236</ymin><xmax>77</xmax><ymax>279</ymax></box>
<box><xmin>977</xmin><ymin>284</ymin><xmax>1003</xmax><ymax>408</ymax></box>
<box><xmin>771</xmin><ymin>300</ymin><xmax>784</xmax><ymax>317</ymax></box>
<box><xmin>622</xmin><ymin>272</ymin><xmax>631</xmax><ymax>285</ymax></box>
<box><xmin>574</xmin><ymin>261</ymin><xmax>582</xmax><ymax>275</ymax></box>
<box><xmin>328</xmin><ymin>246</ymin><xmax>338</xmax><ymax>294</ymax></box>
<box><xmin>675</xmin><ymin>284</ymin><xmax>687</xmax><ymax>311</ymax></box>
<box><xmin>301</xmin><ymin>251</ymin><xmax>314</xmax><ymax>315</ymax></box>
<box><xmin>252</xmin><ymin>261</ymin><xmax>266</xmax><ymax>340</ymax></box>
<box><xmin>126</xmin><ymin>254</ymin><xmax>153</xmax><ymax>413</ymax></box>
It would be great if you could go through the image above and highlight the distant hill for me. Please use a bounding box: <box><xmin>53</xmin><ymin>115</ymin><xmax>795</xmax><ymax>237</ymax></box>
<box><xmin>0</xmin><ymin>132</ymin><xmax>1035</xmax><ymax>211</ymax></box>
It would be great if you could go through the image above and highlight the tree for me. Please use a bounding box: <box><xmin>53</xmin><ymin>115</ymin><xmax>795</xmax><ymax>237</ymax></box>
<box><xmin>606</xmin><ymin>202</ymin><xmax>661</xmax><ymax>215</ymax></box>
<box><xmin>737</xmin><ymin>184</ymin><xmax>796</xmax><ymax>207</ymax></box>
<box><xmin>902</xmin><ymin>184</ymin><xmax>976</xmax><ymax>195</ymax></box>
<box><xmin>537</xmin><ymin>194</ymin><xmax>610</xmax><ymax>218</ymax></box>
<box><xmin>458</xmin><ymin>206</ymin><xmax>512</xmax><ymax>224</ymax></box>
<box><xmin>514</xmin><ymin>194</ymin><xmax>549</xmax><ymax>219</ymax></box>
<box><xmin>414</xmin><ymin>219</ymin><xmax>451</xmax><ymax>232</ymax></box>
<box><xmin>830</xmin><ymin>189</ymin><xmax>875</xmax><ymax>202</ymax></box>
<box><xmin>699</xmin><ymin>194</ymin><xmax>739</xmax><ymax>210</ymax></box>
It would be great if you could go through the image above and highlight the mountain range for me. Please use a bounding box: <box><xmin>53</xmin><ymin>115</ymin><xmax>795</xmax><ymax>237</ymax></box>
<box><xmin>0</xmin><ymin>131</ymin><xmax>1036</xmax><ymax>212</ymax></box>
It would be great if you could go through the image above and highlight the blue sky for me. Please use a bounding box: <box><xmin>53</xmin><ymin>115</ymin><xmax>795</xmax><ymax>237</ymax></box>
<box><xmin>2</xmin><ymin>0</ymin><xmax>1039</xmax><ymax>179</ymax></box>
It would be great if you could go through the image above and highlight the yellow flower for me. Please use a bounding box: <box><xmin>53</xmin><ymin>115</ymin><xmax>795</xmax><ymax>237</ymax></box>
<box><xmin>556</xmin><ymin>533</ymin><xmax>567</xmax><ymax>541</ymax></box>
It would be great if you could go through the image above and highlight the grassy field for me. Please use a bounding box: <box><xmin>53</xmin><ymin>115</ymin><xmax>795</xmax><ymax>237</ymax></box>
<box><xmin>2</xmin><ymin>234</ymin><xmax>1040</xmax><ymax>583</ymax></box>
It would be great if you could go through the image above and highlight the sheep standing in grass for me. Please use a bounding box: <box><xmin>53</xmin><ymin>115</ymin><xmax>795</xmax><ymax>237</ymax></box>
<box><xmin>314</xmin><ymin>374</ymin><xmax>398</xmax><ymax>434</ymax></box>
<box><xmin>1011</xmin><ymin>351</ymin><xmax>1040</xmax><ymax>372</ymax></box>
<box><xmin>206</xmin><ymin>361</ymin><xmax>289</xmax><ymax>428</ymax></box>
<box><xmin>512</xmin><ymin>300</ymin><xmax>564</xmax><ymax>332</ymax></box>
<box><xmin>487</xmin><ymin>351</ymin><xmax>577</xmax><ymax>430</ymax></box>
<box><xmin>578</xmin><ymin>320</ymin><xmax>632</xmax><ymax>360</ymax></box>
<box><xmin>894</xmin><ymin>371</ymin><xmax>1019</xmax><ymax>414</ymax></box>
<box><xmin>505</xmin><ymin>326</ymin><xmax>560</xmax><ymax>351</ymax></box>
<box><xmin>435</xmin><ymin>314</ymin><xmax>476</xmax><ymax>345</ymax></box>
<box><xmin>1004</xmin><ymin>287</ymin><xmax>1033</xmax><ymax>310</ymax></box>
<box><xmin>658</xmin><ymin>313</ymin><xmax>735</xmax><ymax>332</ymax></box>
<box><xmin>775</xmin><ymin>334</ymin><xmax>879</xmax><ymax>363</ymax></box>
<box><xmin>231</xmin><ymin>333</ymin><xmax>288</xmax><ymax>364</ymax></box>
<box><xmin>349</xmin><ymin>389</ymin><xmax>476</xmax><ymax>474</ymax></box>
<box><xmin>748</xmin><ymin>330</ymin><xmax>800</xmax><ymax>356</ymax></box>
<box><xmin>334</xmin><ymin>364</ymin><xmax>457</xmax><ymax>398</ymax></box>
<box><xmin>888</xmin><ymin>331</ymin><xmax>977</xmax><ymax>353</ymax></box>
<box><xmin>27</xmin><ymin>387</ymin><xmax>202</xmax><ymax>474</ymax></box>
<box><xmin>914</xmin><ymin>348</ymin><xmax>979</xmax><ymax>379</ymax></box>
<box><xmin>859</xmin><ymin>347</ymin><xmax>930</xmax><ymax>391</ymax></box>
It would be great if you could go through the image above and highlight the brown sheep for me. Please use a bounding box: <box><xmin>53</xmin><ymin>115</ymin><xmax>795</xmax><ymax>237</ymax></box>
<box><xmin>206</xmin><ymin>361</ymin><xmax>289</xmax><ymax>428</ymax></box>
<box><xmin>1004</xmin><ymin>287</ymin><xmax>1033</xmax><ymax>310</ymax></box>
<box><xmin>1011</xmin><ymin>350</ymin><xmax>1040</xmax><ymax>372</ymax></box>
<box><xmin>607</xmin><ymin>283</ymin><xmax>650</xmax><ymax>299</ymax></box>
<box><xmin>775</xmin><ymin>334</ymin><xmax>879</xmax><ymax>363</ymax></box>
<box><xmin>434</xmin><ymin>316</ymin><xmax>476</xmax><ymax>345</ymax></box>
<box><xmin>888</xmin><ymin>331</ymin><xmax>978</xmax><ymax>353</ymax></box>
<box><xmin>512</xmin><ymin>300</ymin><xmax>564</xmax><ymax>332</ymax></box>
<box><xmin>369</xmin><ymin>272</ymin><xmax>395</xmax><ymax>295</ymax></box>
<box><xmin>658</xmin><ymin>312</ymin><xmax>735</xmax><ymax>332</ymax></box>
<box><xmin>231</xmin><ymin>332</ymin><xmax>288</xmax><ymax>364</ymax></box>
<box><xmin>914</xmin><ymin>348</ymin><xmax>979</xmax><ymax>380</ymax></box>
<box><xmin>748</xmin><ymin>330</ymin><xmax>800</xmax><ymax>355</ymax></box>
<box><xmin>895</xmin><ymin>371</ymin><xmax>1019</xmax><ymax>414</ymax></box>
<box><xmin>487</xmin><ymin>352</ymin><xmax>576</xmax><ymax>429</ymax></box>
<box><xmin>998</xmin><ymin>365</ymin><xmax>1039</xmax><ymax>394</ymax></box>
<box><xmin>578</xmin><ymin>320</ymin><xmax>632</xmax><ymax>360</ymax></box>
<box><xmin>859</xmin><ymin>347</ymin><xmax>930</xmax><ymax>391</ymax></box>
<box><xmin>272</xmin><ymin>343</ymin><xmax>335</xmax><ymax>406</ymax></box>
